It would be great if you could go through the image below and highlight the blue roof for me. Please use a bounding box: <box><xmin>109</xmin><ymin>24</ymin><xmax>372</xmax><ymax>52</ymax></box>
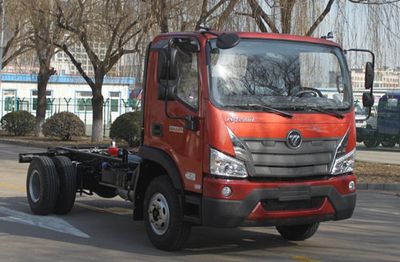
<box><xmin>383</xmin><ymin>92</ymin><xmax>400</xmax><ymax>98</ymax></box>
<box><xmin>0</xmin><ymin>73</ymin><xmax>135</xmax><ymax>85</ymax></box>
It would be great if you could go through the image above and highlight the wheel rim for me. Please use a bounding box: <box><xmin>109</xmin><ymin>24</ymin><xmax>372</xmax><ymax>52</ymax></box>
<box><xmin>29</xmin><ymin>170</ymin><xmax>41</xmax><ymax>203</ymax></box>
<box><xmin>148</xmin><ymin>193</ymin><xmax>170</xmax><ymax>235</ymax></box>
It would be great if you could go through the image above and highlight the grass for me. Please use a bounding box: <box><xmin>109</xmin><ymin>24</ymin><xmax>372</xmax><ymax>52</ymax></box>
<box><xmin>355</xmin><ymin>161</ymin><xmax>400</xmax><ymax>184</ymax></box>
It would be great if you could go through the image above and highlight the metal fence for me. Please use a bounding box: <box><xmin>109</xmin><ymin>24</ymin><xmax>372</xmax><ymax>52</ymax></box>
<box><xmin>0</xmin><ymin>97</ymin><xmax>141</xmax><ymax>136</ymax></box>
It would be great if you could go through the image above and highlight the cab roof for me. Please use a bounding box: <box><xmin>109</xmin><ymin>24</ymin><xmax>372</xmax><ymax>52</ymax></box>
<box><xmin>158</xmin><ymin>31</ymin><xmax>342</xmax><ymax>49</ymax></box>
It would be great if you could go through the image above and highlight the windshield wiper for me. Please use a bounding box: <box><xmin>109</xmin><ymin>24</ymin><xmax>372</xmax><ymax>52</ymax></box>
<box><xmin>246</xmin><ymin>103</ymin><xmax>293</xmax><ymax>118</ymax></box>
<box><xmin>252</xmin><ymin>95</ymin><xmax>293</xmax><ymax>118</ymax></box>
<box><xmin>306</xmin><ymin>106</ymin><xmax>344</xmax><ymax>119</ymax></box>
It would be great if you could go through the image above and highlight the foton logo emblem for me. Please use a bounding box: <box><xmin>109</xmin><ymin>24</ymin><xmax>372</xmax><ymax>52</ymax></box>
<box><xmin>286</xmin><ymin>130</ymin><xmax>302</xmax><ymax>149</ymax></box>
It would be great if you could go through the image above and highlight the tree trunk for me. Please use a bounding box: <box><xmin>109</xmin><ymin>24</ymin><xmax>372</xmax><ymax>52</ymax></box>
<box><xmin>91</xmin><ymin>73</ymin><xmax>105</xmax><ymax>143</ymax></box>
<box><xmin>280</xmin><ymin>0</ymin><xmax>296</xmax><ymax>34</ymax></box>
<box><xmin>35</xmin><ymin>66</ymin><xmax>51</xmax><ymax>137</ymax></box>
<box><xmin>159</xmin><ymin>0</ymin><xmax>169</xmax><ymax>33</ymax></box>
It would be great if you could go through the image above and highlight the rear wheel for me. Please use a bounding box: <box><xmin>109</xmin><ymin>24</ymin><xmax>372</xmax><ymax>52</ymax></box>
<box><xmin>52</xmin><ymin>156</ymin><xmax>77</xmax><ymax>214</ymax></box>
<box><xmin>363</xmin><ymin>136</ymin><xmax>379</xmax><ymax>148</ymax></box>
<box><xmin>144</xmin><ymin>176</ymin><xmax>191</xmax><ymax>251</ymax></box>
<box><xmin>26</xmin><ymin>156</ymin><xmax>59</xmax><ymax>215</ymax></box>
<box><xmin>276</xmin><ymin>222</ymin><xmax>320</xmax><ymax>241</ymax></box>
<box><xmin>381</xmin><ymin>137</ymin><xmax>396</xmax><ymax>148</ymax></box>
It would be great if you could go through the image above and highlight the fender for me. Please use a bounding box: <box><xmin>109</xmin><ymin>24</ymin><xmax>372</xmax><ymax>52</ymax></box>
<box><xmin>138</xmin><ymin>145</ymin><xmax>183</xmax><ymax>191</ymax></box>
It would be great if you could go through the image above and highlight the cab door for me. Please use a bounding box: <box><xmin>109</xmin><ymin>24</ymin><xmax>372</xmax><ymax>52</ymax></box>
<box><xmin>144</xmin><ymin>36</ymin><xmax>204</xmax><ymax>193</ymax></box>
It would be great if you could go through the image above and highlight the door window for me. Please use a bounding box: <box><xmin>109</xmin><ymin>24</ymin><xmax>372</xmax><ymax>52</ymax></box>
<box><xmin>175</xmin><ymin>50</ymin><xmax>199</xmax><ymax>110</ymax></box>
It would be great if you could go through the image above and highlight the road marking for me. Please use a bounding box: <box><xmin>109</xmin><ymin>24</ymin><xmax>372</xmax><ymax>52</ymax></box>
<box><xmin>291</xmin><ymin>255</ymin><xmax>320</xmax><ymax>262</ymax></box>
<box><xmin>0</xmin><ymin>206</ymin><xmax>90</xmax><ymax>238</ymax></box>
<box><xmin>361</xmin><ymin>207</ymin><xmax>400</xmax><ymax>216</ymax></box>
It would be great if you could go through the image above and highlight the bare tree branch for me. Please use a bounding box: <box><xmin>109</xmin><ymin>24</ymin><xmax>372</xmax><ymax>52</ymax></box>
<box><xmin>305</xmin><ymin>0</ymin><xmax>335</xmax><ymax>36</ymax></box>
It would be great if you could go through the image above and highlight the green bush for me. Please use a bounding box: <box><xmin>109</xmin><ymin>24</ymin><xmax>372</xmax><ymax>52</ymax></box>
<box><xmin>42</xmin><ymin>112</ymin><xmax>85</xmax><ymax>140</ymax></box>
<box><xmin>0</xmin><ymin>111</ymin><xmax>35</xmax><ymax>136</ymax></box>
<box><xmin>110</xmin><ymin>111</ymin><xmax>141</xmax><ymax>147</ymax></box>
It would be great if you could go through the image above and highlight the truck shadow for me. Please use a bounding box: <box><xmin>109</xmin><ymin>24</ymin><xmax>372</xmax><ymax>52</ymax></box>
<box><xmin>0</xmin><ymin>196</ymin><xmax>295</xmax><ymax>257</ymax></box>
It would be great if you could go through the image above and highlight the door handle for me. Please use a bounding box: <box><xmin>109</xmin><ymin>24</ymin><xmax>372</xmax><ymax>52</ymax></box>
<box><xmin>152</xmin><ymin>123</ymin><xmax>163</xmax><ymax>137</ymax></box>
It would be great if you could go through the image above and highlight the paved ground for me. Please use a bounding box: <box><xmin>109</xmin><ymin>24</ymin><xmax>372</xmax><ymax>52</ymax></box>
<box><xmin>356</xmin><ymin>143</ymin><xmax>400</xmax><ymax>164</ymax></box>
<box><xmin>0</xmin><ymin>143</ymin><xmax>399</xmax><ymax>262</ymax></box>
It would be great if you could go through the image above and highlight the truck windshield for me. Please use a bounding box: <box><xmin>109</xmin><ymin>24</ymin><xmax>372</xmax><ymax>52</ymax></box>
<box><xmin>209</xmin><ymin>39</ymin><xmax>352</xmax><ymax>112</ymax></box>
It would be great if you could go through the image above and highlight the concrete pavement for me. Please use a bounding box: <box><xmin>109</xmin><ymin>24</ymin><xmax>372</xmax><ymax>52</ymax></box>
<box><xmin>356</xmin><ymin>143</ymin><xmax>400</xmax><ymax>165</ymax></box>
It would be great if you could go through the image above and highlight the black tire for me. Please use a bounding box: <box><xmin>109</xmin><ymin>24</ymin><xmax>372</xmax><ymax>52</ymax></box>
<box><xmin>94</xmin><ymin>185</ymin><xmax>118</xmax><ymax>198</ymax></box>
<box><xmin>276</xmin><ymin>222</ymin><xmax>320</xmax><ymax>241</ymax></box>
<box><xmin>52</xmin><ymin>156</ymin><xmax>77</xmax><ymax>214</ymax></box>
<box><xmin>381</xmin><ymin>137</ymin><xmax>396</xmax><ymax>148</ymax></box>
<box><xmin>144</xmin><ymin>176</ymin><xmax>191</xmax><ymax>251</ymax></box>
<box><xmin>363</xmin><ymin>136</ymin><xmax>379</xmax><ymax>148</ymax></box>
<box><xmin>26</xmin><ymin>156</ymin><xmax>59</xmax><ymax>215</ymax></box>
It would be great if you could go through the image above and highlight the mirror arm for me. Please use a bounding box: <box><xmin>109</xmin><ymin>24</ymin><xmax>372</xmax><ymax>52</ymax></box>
<box><xmin>345</xmin><ymin>48</ymin><xmax>375</xmax><ymax>94</ymax></box>
<box><xmin>200</xmin><ymin>31</ymin><xmax>220</xmax><ymax>38</ymax></box>
<box><xmin>358</xmin><ymin>107</ymin><xmax>372</xmax><ymax>121</ymax></box>
<box><xmin>346</xmin><ymin>48</ymin><xmax>375</xmax><ymax>68</ymax></box>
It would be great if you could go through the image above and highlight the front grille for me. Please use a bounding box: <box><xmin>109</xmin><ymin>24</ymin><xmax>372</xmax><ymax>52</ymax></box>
<box><xmin>261</xmin><ymin>197</ymin><xmax>325</xmax><ymax>212</ymax></box>
<box><xmin>242</xmin><ymin>138</ymin><xmax>339</xmax><ymax>178</ymax></box>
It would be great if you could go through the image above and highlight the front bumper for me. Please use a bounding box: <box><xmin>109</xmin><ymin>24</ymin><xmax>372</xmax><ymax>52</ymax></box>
<box><xmin>202</xmin><ymin>174</ymin><xmax>356</xmax><ymax>227</ymax></box>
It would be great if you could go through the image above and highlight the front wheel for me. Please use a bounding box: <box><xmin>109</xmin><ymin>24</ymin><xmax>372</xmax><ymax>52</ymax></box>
<box><xmin>276</xmin><ymin>222</ymin><xmax>320</xmax><ymax>241</ymax></box>
<box><xmin>144</xmin><ymin>176</ymin><xmax>191</xmax><ymax>251</ymax></box>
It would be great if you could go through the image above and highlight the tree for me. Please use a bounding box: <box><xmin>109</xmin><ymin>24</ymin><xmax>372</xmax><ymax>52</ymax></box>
<box><xmin>245</xmin><ymin>0</ymin><xmax>400</xmax><ymax>37</ymax></box>
<box><xmin>246</xmin><ymin>0</ymin><xmax>335</xmax><ymax>36</ymax></box>
<box><xmin>54</xmin><ymin>0</ymin><xmax>150</xmax><ymax>142</ymax></box>
<box><xmin>0</xmin><ymin>0</ymin><xmax>32</xmax><ymax>69</ymax></box>
<box><xmin>194</xmin><ymin>0</ymin><xmax>241</xmax><ymax>30</ymax></box>
<box><xmin>23</xmin><ymin>0</ymin><xmax>63</xmax><ymax>137</ymax></box>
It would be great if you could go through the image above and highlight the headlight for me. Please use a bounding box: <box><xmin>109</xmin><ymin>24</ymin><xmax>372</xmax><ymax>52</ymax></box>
<box><xmin>210</xmin><ymin>148</ymin><xmax>248</xmax><ymax>178</ymax></box>
<box><xmin>331</xmin><ymin>148</ymin><xmax>355</xmax><ymax>175</ymax></box>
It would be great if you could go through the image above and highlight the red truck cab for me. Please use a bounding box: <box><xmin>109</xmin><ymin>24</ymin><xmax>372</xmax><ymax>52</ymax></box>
<box><xmin>136</xmin><ymin>30</ymin><xmax>375</xmax><ymax>249</ymax></box>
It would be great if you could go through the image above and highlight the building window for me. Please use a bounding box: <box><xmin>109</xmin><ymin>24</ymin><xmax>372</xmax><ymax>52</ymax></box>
<box><xmin>76</xmin><ymin>91</ymin><xmax>92</xmax><ymax>112</ymax></box>
<box><xmin>109</xmin><ymin>92</ymin><xmax>120</xmax><ymax>113</ymax></box>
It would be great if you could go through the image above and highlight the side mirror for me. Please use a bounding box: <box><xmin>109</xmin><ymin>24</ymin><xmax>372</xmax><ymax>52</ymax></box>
<box><xmin>216</xmin><ymin>33</ymin><xmax>240</xmax><ymax>49</ymax></box>
<box><xmin>365</xmin><ymin>62</ymin><xmax>374</xmax><ymax>89</ymax></box>
<box><xmin>362</xmin><ymin>92</ymin><xmax>374</xmax><ymax>107</ymax></box>
<box><xmin>157</xmin><ymin>48</ymin><xmax>179</xmax><ymax>100</ymax></box>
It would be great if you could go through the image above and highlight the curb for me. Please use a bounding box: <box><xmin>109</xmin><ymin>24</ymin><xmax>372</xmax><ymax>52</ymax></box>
<box><xmin>358</xmin><ymin>183</ymin><xmax>400</xmax><ymax>192</ymax></box>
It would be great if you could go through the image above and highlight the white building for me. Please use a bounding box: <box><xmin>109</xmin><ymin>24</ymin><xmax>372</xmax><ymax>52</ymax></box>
<box><xmin>351</xmin><ymin>68</ymin><xmax>400</xmax><ymax>103</ymax></box>
<box><xmin>0</xmin><ymin>73</ymin><xmax>135</xmax><ymax>126</ymax></box>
